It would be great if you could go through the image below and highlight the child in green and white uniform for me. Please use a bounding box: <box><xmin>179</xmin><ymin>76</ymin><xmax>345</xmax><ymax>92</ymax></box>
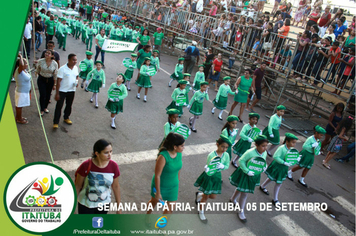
<box><xmin>260</xmin><ymin>133</ymin><xmax>299</xmax><ymax>207</ymax></box>
<box><xmin>183</xmin><ymin>74</ymin><xmax>192</xmax><ymax>107</ymax></box>
<box><xmin>193</xmin><ymin>65</ymin><xmax>205</xmax><ymax>92</ymax></box>
<box><xmin>104</xmin><ymin>20</ymin><xmax>111</xmax><ymax>36</ymax></box>
<box><xmin>221</xmin><ymin>115</ymin><xmax>239</xmax><ymax>159</ymax></box>
<box><xmin>158</xmin><ymin>109</ymin><xmax>182</xmax><ymax>149</ymax></box>
<box><xmin>110</xmin><ymin>24</ymin><xmax>118</xmax><ymax>40</ymax></box>
<box><xmin>79</xmin><ymin>51</ymin><xmax>94</xmax><ymax>90</ymax></box>
<box><xmin>71</xmin><ymin>16</ymin><xmax>77</xmax><ymax>37</ymax></box>
<box><xmin>93</xmin><ymin>17</ymin><xmax>99</xmax><ymax>31</ymax></box>
<box><xmin>132</xmin><ymin>26</ymin><xmax>141</xmax><ymax>43</ymax></box>
<box><xmin>212</xmin><ymin>76</ymin><xmax>235</xmax><ymax>120</ymax></box>
<box><xmin>58</xmin><ymin>18</ymin><xmax>68</xmax><ymax>51</ymax></box>
<box><xmin>287</xmin><ymin>125</ymin><xmax>326</xmax><ymax>187</ymax></box>
<box><xmin>86</xmin><ymin>22</ymin><xmax>95</xmax><ymax>51</ymax></box>
<box><xmin>81</xmin><ymin>20</ymin><xmax>88</xmax><ymax>43</ymax></box>
<box><xmin>232</xmin><ymin>113</ymin><xmax>261</xmax><ymax>167</ymax></box>
<box><xmin>150</xmin><ymin>50</ymin><xmax>160</xmax><ymax>72</ymax></box>
<box><xmin>262</xmin><ymin>105</ymin><xmax>286</xmax><ymax>156</ymax></box>
<box><xmin>194</xmin><ymin>135</ymin><xmax>232</xmax><ymax>222</ymax></box>
<box><xmin>75</xmin><ymin>17</ymin><xmax>82</xmax><ymax>39</ymax></box>
<box><xmin>166</xmin><ymin>80</ymin><xmax>188</xmax><ymax>116</ymax></box>
<box><xmin>123</xmin><ymin>53</ymin><xmax>137</xmax><ymax>91</ymax></box>
<box><xmin>124</xmin><ymin>24</ymin><xmax>133</xmax><ymax>41</ymax></box>
<box><xmin>116</xmin><ymin>24</ymin><xmax>124</xmax><ymax>40</ymax></box>
<box><xmin>229</xmin><ymin>135</ymin><xmax>268</xmax><ymax>222</ymax></box>
<box><xmin>136</xmin><ymin>57</ymin><xmax>153</xmax><ymax>102</ymax></box>
<box><xmin>169</xmin><ymin>58</ymin><xmax>185</xmax><ymax>87</ymax></box>
<box><xmin>105</xmin><ymin>73</ymin><xmax>128</xmax><ymax>129</ymax></box>
<box><xmin>98</xmin><ymin>19</ymin><xmax>105</xmax><ymax>32</ymax></box>
<box><xmin>188</xmin><ymin>82</ymin><xmax>209</xmax><ymax>132</ymax></box>
<box><xmin>86</xmin><ymin>61</ymin><xmax>106</xmax><ymax>108</ymax></box>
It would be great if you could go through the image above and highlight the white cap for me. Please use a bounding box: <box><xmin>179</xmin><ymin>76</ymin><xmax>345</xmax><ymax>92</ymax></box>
<box><xmin>192</xmin><ymin>41</ymin><xmax>197</xmax><ymax>45</ymax></box>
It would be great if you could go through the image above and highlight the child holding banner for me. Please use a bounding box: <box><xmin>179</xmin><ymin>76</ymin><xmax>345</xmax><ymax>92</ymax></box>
<box><xmin>187</xmin><ymin>82</ymin><xmax>209</xmax><ymax>133</ymax></box>
<box><xmin>166</xmin><ymin>80</ymin><xmax>188</xmax><ymax>116</ymax></box>
<box><xmin>79</xmin><ymin>51</ymin><xmax>94</xmax><ymax>90</ymax></box>
<box><xmin>105</xmin><ymin>73</ymin><xmax>128</xmax><ymax>129</ymax></box>
<box><xmin>229</xmin><ymin>135</ymin><xmax>268</xmax><ymax>222</ymax></box>
<box><xmin>86</xmin><ymin>61</ymin><xmax>106</xmax><ymax>108</ymax></box>
<box><xmin>136</xmin><ymin>57</ymin><xmax>154</xmax><ymax>102</ymax></box>
<box><xmin>260</xmin><ymin>133</ymin><xmax>299</xmax><ymax>207</ymax></box>
<box><xmin>221</xmin><ymin>115</ymin><xmax>239</xmax><ymax>159</ymax></box>
<box><xmin>158</xmin><ymin>109</ymin><xmax>182</xmax><ymax>149</ymax></box>
<box><xmin>287</xmin><ymin>126</ymin><xmax>326</xmax><ymax>187</ymax></box>
<box><xmin>123</xmin><ymin>54</ymin><xmax>137</xmax><ymax>91</ymax></box>
<box><xmin>232</xmin><ymin>113</ymin><xmax>261</xmax><ymax>168</ymax></box>
<box><xmin>212</xmin><ymin>76</ymin><xmax>235</xmax><ymax>120</ymax></box>
<box><xmin>262</xmin><ymin>105</ymin><xmax>286</xmax><ymax>157</ymax></box>
<box><xmin>194</xmin><ymin>135</ymin><xmax>232</xmax><ymax>222</ymax></box>
<box><xmin>192</xmin><ymin>65</ymin><xmax>205</xmax><ymax>93</ymax></box>
<box><xmin>169</xmin><ymin>58</ymin><xmax>185</xmax><ymax>87</ymax></box>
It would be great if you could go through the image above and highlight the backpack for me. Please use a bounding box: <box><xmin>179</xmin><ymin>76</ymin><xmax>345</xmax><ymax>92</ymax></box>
<box><xmin>75</xmin><ymin>158</ymin><xmax>92</xmax><ymax>191</ymax></box>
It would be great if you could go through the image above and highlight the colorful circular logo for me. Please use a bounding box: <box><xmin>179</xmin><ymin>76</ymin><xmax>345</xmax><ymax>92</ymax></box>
<box><xmin>3</xmin><ymin>162</ymin><xmax>76</xmax><ymax>234</ymax></box>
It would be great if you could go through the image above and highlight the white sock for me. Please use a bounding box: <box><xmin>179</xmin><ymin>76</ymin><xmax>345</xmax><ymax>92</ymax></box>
<box><xmin>137</xmin><ymin>93</ymin><xmax>140</xmax><ymax>98</ymax></box>
<box><xmin>144</xmin><ymin>95</ymin><xmax>147</xmax><ymax>100</ymax></box>
<box><xmin>85</xmin><ymin>80</ymin><xmax>89</xmax><ymax>89</ymax></box>
<box><xmin>111</xmin><ymin>117</ymin><xmax>115</xmax><ymax>126</ymax></box>
<box><xmin>192</xmin><ymin>116</ymin><xmax>197</xmax><ymax>130</ymax></box>
<box><xmin>274</xmin><ymin>183</ymin><xmax>282</xmax><ymax>201</ymax></box>
<box><xmin>300</xmin><ymin>177</ymin><xmax>305</xmax><ymax>184</ymax></box>
<box><xmin>198</xmin><ymin>210</ymin><xmax>207</xmax><ymax>221</ymax></box>
<box><xmin>169</xmin><ymin>79</ymin><xmax>173</xmax><ymax>85</ymax></box>
<box><xmin>261</xmin><ymin>178</ymin><xmax>271</xmax><ymax>188</ymax></box>
<box><xmin>232</xmin><ymin>155</ymin><xmax>239</xmax><ymax>163</ymax></box>
<box><xmin>287</xmin><ymin>170</ymin><xmax>293</xmax><ymax>178</ymax></box>
<box><xmin>197</xmin><ymin>192</ymin><xmax>203</xmax><ymax>203</ymax></box>
<box><xmin>238</xmin><ymin>210</ymin><xmax>246</xmax><ymax>220</ymax></box>
<box><xmin>91</xmin><ymin>93</ymin><xmax>95</xmax><ymax>100</ymax></box>
<box><xmin>230</xmin><ymin>190</ymin><xmax>240</xmax><ymax>204</ymax></box>
<box><xmin>218</xmin><ymin>110</ymin><xmax>223</xmax><ymax>118</ymax></box>
<box><xmin>239</xmin><ymin>193</ymin><xmax>248</xmax><ymax>211</ymax></box>
<box><xmin>212</xmin><ymin>107</ymin><xmax>216</xmax><ymax>113</ymax></box>
<box><xmin>94</xmin><ymin>93</ymin><xmax>98</xmax><ymax>106</ymax></box>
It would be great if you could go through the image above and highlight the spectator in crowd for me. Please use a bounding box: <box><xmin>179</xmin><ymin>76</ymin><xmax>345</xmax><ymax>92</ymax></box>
<box><xmin>306</xmin><ymin>6</ymin><xmax>321</xmax><ymax>31</ymax></box>
<box><xmin>276</xmin><ymin>19</ymin><xmax>291</xmax><ymax>52</ymax></box>
<box><xmin>35</xmin><ymin>16</ymin><xmax>44</xmax><ymax>52</ymax></box>
<box><xmin>184</xmin><ymin>41</ymin><xmax>200</xmax><ymax>74</ymax></box>
<box><xmin>318</xmin><ymin>5</ymin><xmax>331</xmax><ymax>37</ymax></box>
<box><xmin>203</xmin><ymin>47</ymin><xmax>215</xmax><ymax>80</ymax></box>
<box><xmin>273</xmin><ymin>14</ymin><xmax>284</xmax><ymax>34</ymax></box>
<box><xmin>23</xmin><ymin>17</ymin><xmax>32</xmax><ymax>59</ymax></box>
<box><xmin>208</xmin><ymin>53</ymin><xmax>223</xmax><ymax>92</ymax></box>
<box><xmin>293</xmin><ymin>0</ymin><xmax>306</xmax><ymax>28</ymax></box>
<box><xmin>311</xmin><ymin>37</ymin><xmax>332</xmax><ymax>86</ymax></box>
<box><xmin>321</xmin><ymin>103</ymin><xmax>344</xmax><ymax>153</ymax></box>
<box><xmin>334</xmin><ymin>18</ymin><xmax>347</xmax><ymax>39</ymax></box>
<box><xmin>335</xmin><ymin>142</ymin><xmax>355</xmax><ymax>163</ymax></box>
<box><xmin>323</xmin><ymin>24</ymin><xmax>336</xmax><ymax>42</ymax></box>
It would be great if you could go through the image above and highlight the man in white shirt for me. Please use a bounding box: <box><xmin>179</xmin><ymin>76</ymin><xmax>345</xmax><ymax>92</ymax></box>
<box><xmin>196</xmin><ymin>0</ymin><xmax>204</xmax><ymax>13</ymax></box>
<box><xmin>53</xmin><ymin>54</ymin><xmax>79</xmax><ymax>129</ymax></box>
<box><xmin>23</xmin><ymin>17</ymin><xmax>32</xmax><ymax>59</ymax></box>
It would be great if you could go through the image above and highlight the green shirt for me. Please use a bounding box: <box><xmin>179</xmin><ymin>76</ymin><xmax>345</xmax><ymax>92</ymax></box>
<box><xmin>267</xmin><ymin>114</ymin><xmax>282</xmax><ymax>135</ymax></box>
<box><xmin>216</xmin><ymin>84</ymin><xmax>234</xmax><ymax>98</ymax></box>
<box><xmin>132</xmin><ymin>30</ymin><xmax>140</xmax><ymax>43</ymax></box>
<box><xmin>107</xmin><ymin>83</ymin><xmax>128</xmax><ymax>100</ymax></box>
<box><xmin>206</xmin><ymin>151</ymin><xmax>230</xmax><ymax>170</ymax></box>
<box><xmin>82</xmin><ymin>58</ymin><xmax>94</xmax><ymax>72</ymax></box>
<box><xmin>153</xmin><ymin>32</ymin><xmax>164</xmax><ymax>45</ymax></box>
<box><xmin>57</xmin><ymin>23</ymin><xmax>67</xmax><ymax>35</ymax></box>
<box><xmin>189</xmin><ymin>90</ymin><xmax>209</xmax><ymax>106</ymax></box>
<box><xmin>125</xmin><ymin>28</ymin><xmax>132</xmax><ymax>38</ymax></box>
<box><xmin>45</xmin><ymin>20</ymin><xmax>55</xmax><ymax>35</ymax></box>
<box><xmin>86</xmin><ymin>27</ymin><xmax>95</xmax><ymax>36</ymax></box>
<box><xmin>86</xmin><ymin>69</ymin><xmax>106</xmax><ymax>85</ymax></box>
<box><xmin>150</xmin><ymin>56</ymin><xmax>160</xmax><ymax>71</ymax></box>
<box><xmin>139</xmin><ymin>64</ymin><xmax>152</xmax><ymax>76</ymax></box>
<box><xmin>96</xmin><ymin>34</ymin><xmax>107</xmax><ymax>47</ymax></box>
<box><xmin>193</xmin><ymin>72</ymin><xmax>205</xmax><ymax>85</ymax></box>
<box><xmin>171</xmin><ymin>88</ymin><xmax>187</xmax><ymax>102</ymax></box>
<box><xmin>76</xmin><ymin>20</ymin><xmax>82</xmax><ymax>28</ymax></box>
<box><xmin>164</xmin><ymin>121</ymin><xmax>182</xmax><ymax>137</ymax></box>
<box><xmin>222</xmin><ymin>128</ymin><xmax>239</xmax><ymax>146</ymax></box>
<box><xmin>86</xmin><ymin>5</ymin><xmax>93</xmax><ymax>14</ymax></box>
<box><xmin>302</xmin><ymin>135</ymin><xmax>319</xmax><ymax>154</ymax></box>
<box><xmin>116</xmin><ymin>28</ymin><xmax>124</xmax><ymax>37</ymax></box>
<box><xmin>174</xmin><ymin>64</ymin><xmax>184</xmax><ymax>76</ymax></box>
<box><xmin>124</xmin><ymin>59</ymin><xmax>137</xmax><ymax>71</ymax></box>
<box><xmin>272</xmin><ymin>144</ymin><xmax>289</xmax><ymax>164</ymax></box>
<box><xmin>239</xmin><ymin>124</ymin><xmax>257</xmax><ymax>141</ymax></box>
<box><xmin>238</xmin><ymin>148</ymin><xmax>267</xmax><ymax>173</ymax></box>
<box><xmin>139</xmin><ymin>35</ymin><xmax>150</xmax><ymax>45</ymax></box>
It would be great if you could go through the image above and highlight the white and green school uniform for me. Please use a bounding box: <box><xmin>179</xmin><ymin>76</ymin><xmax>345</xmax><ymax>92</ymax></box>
<box><xmin>193</xmin><ymin>71</ymin><xmax>205</xmax><ymax>91</ymax></box>
<box><xmin>213</xmin><ymin>84</ymin><xmax>235</xmax><ymax>110</ymax></box>
<box><xmin>135</xmin><ymin>65</ymin><xmax>152</xmax><ymax>88</ymax></box>
<box><xmin>75</xmin><ymin>20</ymin><xmax>82</xmax><ymax>39</ymax></box>
<box><xmin>86</xmin><ymin>27</ymin><xmax>96</xmax><ymax>51</ymax></box>
<box><xmin>298</xmin><ymin>135</ymin><xmax>320</xmax><ymax>169</ymax></box>
<box><xmin>184</xmin><ymin>81</ymin><xmax>192</xmax><ymax>107</ymax></box>
<box><xmin>81</xmin><ymin>24</ymin><xmax>88</xmax><ymax>43</ymax></box>
<box><xmin>123</xmin><ymin>59</ymin><xmax>137</xmax><ymax>81</ymax></box>
<box><xmin>194</xmin><ymin>151</ymin><xmax>230</xmax><ymax>195</ymax></box>
<box><xmin>132</xmin><ymin>30</ymin><xmax>140</xmax><ymax>43</ymax></box>
<box><xmin>170</xmin><ymin>64</ymin><xmax>184</xmax><ymax>81</ymax></box>
<box><xmin>158</xmin><ymin>121</ymin><xmax>182</xmax><ymax>149</ymax></box>
<box><xmin>229</xmin><ymin>148</ymin><xmax>267</xmax><ymax>193</ymax></box>
<box><xmin>104</xmin><ymin>23</ymin><xmax>111</xmax><ymax>36</ymax></box>
<box><xmin>105</xmin><ymin>83</ymin><xmax>128</xmax><ymax>114</ymax></box>
<box><xmin>265</xmin><ymin>145</ymin><xmax>291</xmax><ymax>184</ymax></box>
<box><xmin>189</xmin><ymin>90</ymin><xmax>209</xmax><ymax>116</ymax></box>
<box><xmin>86</xmin><ymin>69</ymin><xmax>106</xmax><ymax>93</ymax></box>
<box><xmin>124</xmin><ymin>27</ymin><xmax>133</xmax><ymax>41</ymax></box>
<box><xmin>116</xmin><ymin>28</ymin><xmax>124</xmax><ymax>40</ymax></box>
<box><xmin>58</xmin><ymin>23</ymin><xmax>68</xmax><ymax>49</ymax></box>
<box><xmin>262</xmin><ymin>114</ymin><xmax>282</xmax><ymax>145</ymax></box>
<box><xmin>150</xmin><ymin>56</ymin><xmax>160</xmax><ymax>72</ymax></box>
<box><xmin>221</xmin><ymin>128</ymin><xmax>239</xmax><ymax>159</ymax></box>
<box><xmin>233</xmin><ymin>124</ymin><xmax>257</xmax><ymax>156</ymax></box>
<box><xmin>79</xmin><ymin>58</ymin><xmax>94</xmax><ymax>80</ymax></box>
<box><xmin>166</xmin><ymin>88</ymin><xmax>187</xmax><ymax>115</ymax></box>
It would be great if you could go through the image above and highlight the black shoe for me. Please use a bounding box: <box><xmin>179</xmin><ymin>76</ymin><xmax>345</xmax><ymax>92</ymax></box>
<box><xmin>128</xmin><ymin>88</ymin><xmax>131</xmax><ymax>91</ymax></box>
<box><xmin>63</xmin><ymin>48</ymin><xmax>66</xmax><ymax>51</ymax></box>
<box><xmin>260</xmin><ymin>186</ymin><xmax>269</xmax><ymax>195</ymax></box>
<box><xmin>189</xmin><ymin>118</ymin><xmax>193</xmax><ymax>126</ymax></box>
<box><xmin>267</xmin><ymin>152</ymin><xmax>272</xmax><ymax>157</ymax></box>
<box><xmin>195</xmin><ymin>192</ymin><xmax>200</xmax><ymax>205</ymax></box>
<box><xmin>191</xmin><ymin>128</ymin><xmax>197</xmax><ymax>133</ymax></box>
<box><xmin>238</xmin><ymin>116</ymin><xmax>243</xmax><ymax>123</ymax></box>
<box><xmin>81</xmin><ymin>83</ymin><xmax>84</xmax><ymax>88</ymax></box>
<box><xmin>298</xmin><ymin>179</ymin><xmax>308</xmax><ymax>187</ymax></box>
<box><xmin>287</xmin><ymin>176</ymin><xmax>294</xmax><ymax>181</ymax></box>
<box><xmin>90</xmin><ymin>99</ymin><xmax>93</xmax><ymax>103</ymax></box>
<box><xmin>272</xmin><ymin>200</ymin><xmax>281</xmax><ymax>207</ymax></box>
<box><xmin>111</xmin><ymin>125</ymin><xmax>116</xmax><ymax>129</ymax></box>
<box><xmin>231</xmin><ymin>161</ymin><xmax>238</xmax><ymax>168</ymax></box>
<box><xmin>218</xmin><ymin>116</ymin><xmax>223</xmax><ymax>120</ymax></box>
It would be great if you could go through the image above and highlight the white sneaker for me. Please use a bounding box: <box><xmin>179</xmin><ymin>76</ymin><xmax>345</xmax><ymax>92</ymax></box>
<box><xmin>198</xmin><ymin>210</ymin><xmax>207</xmax><ymax>223</ymax></box>
<box><xmin>211</xmin><ymin>108</ymin><xmax>215</xmax><ymax>114</ymax></box>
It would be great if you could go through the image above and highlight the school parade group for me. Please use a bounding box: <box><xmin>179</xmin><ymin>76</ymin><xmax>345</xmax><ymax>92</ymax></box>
<box><xmin>28</xmin><ymin>7</ymin><xmax>344</xmax><ymax>224</ymax></box>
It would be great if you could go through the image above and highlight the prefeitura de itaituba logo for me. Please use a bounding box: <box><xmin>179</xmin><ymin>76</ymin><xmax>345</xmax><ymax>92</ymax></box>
<box><xmin>4</xmin><ymin>163</ymin><xmax>75</xmax><ymax>234</ymax></box>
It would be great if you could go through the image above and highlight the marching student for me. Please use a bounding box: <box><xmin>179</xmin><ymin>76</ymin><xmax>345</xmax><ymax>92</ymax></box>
<box><xmin>132</xmin><ymin>26</ymin><xmax>141</xmax><ymax>43</ymax></box>
<box><xmin>124</xmin><ymin>24</ymin><xmax>133</xmax><ymax>41</ymax></box>
<box><xmin>287</xmin><ymin>125</ymin><xmax>326</xmax><ymax>187</ymax></box>
<box><xmin>136</xmin><ymin>57</ymin><xmax>153</xmax><ymax>102</ymax></box>
<box><xmin>169</xmin><ymin>58</ymin><xmax>185</xmax><ymax>87</ymax></box>
<box><xmin>212</xmin><ymin>76</ymin><xmax>235</xmax><ymax>120</ymax></box>
<box><xmin>220</xmin><ymin>115</ymin><xmax>239</xmax><ymax>159</ymax></box>
<box><xmin>229</xmin><ymin>135</ymin><xmax>268</xmax><ymax>222</ymax></box>
<box><xmin>166</xmin><ymin>80</ymin><xmax>188</xmax><ymax>116</ymax></box>
<box><xmin>104</xmin><ymin>20</ymin><xmax>111</xmax><ymax>36</ymax></box>
<box><xmin>150</xmin><ymin>50</ymin><xmax>160</xmax><ymax>72</ymax></box>
<box><xmin>158</xmin><ymin>109</ymin><xmax>182</xmax><ymax>148</ymax></box>
<box><xmin>260</xmin><ymin>133</ymin><xmax>299</xmax><ymax>207</ymax></box>
<box><xmin>183</xmin><ymin>73</ymin><xmax>192</xmax><ymax>109</ymax></box>
<box><xmin>75</xmin><ymin>16</ymin><xmax>82</xmax><ymax>39</ymax></box>
<box><xmin>105</xmin><ymin>73</ymin><xmax>128</xmax><ymax>129</ymax></box>
<box><xmin>86</xmin><ymin>22</ymin><xmax>95</xmax><ymax>51</ymax></box>
<box><xmin>187</xmin><ymin>81</ymin><xmax>209</xmax><ymax>132</ymax></box>
<box><xmin>58</xmin><ymin>18</ymin><xmax>68</xmax><ymax>51</ymax></box>
<box><xmin>81</xmin><ymin>20</ymin><xmax>88</xmax><ymax>44</ymax></box>
<box><xmin>79</xmin><ymin>51</ymin><xmax>94</xmax><ymax>90</ymax></box>
<box><xmin>192</xmin><ymin>65</ymin><xmax>205</xmax><ymax>93</ymax></box>
<box><xmin>86</xmin><ymin>61</ymin><xmax>106</xmax><ymax>108</ymax></box>
<box><xmin>232</xmin><ymin>113</ymin><xmax>261</xmax><ymax>168</ymax></box>
<box><xmin>194</xmin><ymin>135</ymin><xmax>232</xmax><ymax>222</ymax></box>
<box><xmin>123</xmin><ymin>53</ymin><xmax>137</xmax><ymax>91</ymax></box>
<box><xmin>262</xmin><ymin>105</ymin><xmax>286</xmax><ymax>156</ymax></box>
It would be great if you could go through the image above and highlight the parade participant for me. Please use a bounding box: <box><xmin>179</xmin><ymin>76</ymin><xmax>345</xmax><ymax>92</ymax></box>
<box><xmin>137</xmin><ymin>29</ymin><xmax>151</xmax><ymax>51</ymax></box>
<box><xmin>287</xmin><ymin>125</ymin><xmax>326</xmax><ymax>187</ymax></box>
<box><xmin>136</xmin><ymin>57</ymin><xmax>153</xmax><ymax>102</ymax></box>
<box><xmin>183</xmin><ymin>74</ymin><xmax>192</xmax><ymax>109</ymax></box>
<box><xmin>153</xmin><ymin>27</ymin><xmax>164</xmax><ymax>53</ymax></box>
<box><xmin>232</xmin><ymin>113</ymin><xmax>261</xmax><ymax>168</ymax></box>
<box><xmin>260</xmin><ymin>133</ymin><xmax>299</xmax><ymax>207</ymax></box>
<box><xmin>194</xmin><ymin>135</ymin><xmax>232</xmax><ymax>222</ymax></box>
<box><xmin>94</xmin><ymin>29</ymin><xmax>107</xmax><ymax>65</ymax></box>
<box><xmin>104</xmin><ymin>20</ymin><xmax>111</xmax><ymax>36</ymax></box>
<box><xmin>124</xmin><ymin>24</ymin><xmax>133</xmax><ymax>41</ymax></box>
<box><xmin>98</xmin><ymin>18</ymin><xmax>105</xmax><ymax>32</ymax></box>
<box><xmin>166</xmin><ymin>80</ymin><xmax>188</xmax><ymax>116</ymax></box>
<box><xmin>79</xmin><ymin>51</ymin><xmax>94</xmax><ymax>90</ymax></box>
<box><xmin>187</xmin><ymin>82</ymin><xmax>209</xmax><ymax>132</ymax></box>
<box><xmin>229</xmin><ymin>69</ymin><xmax>253</xmax><ymax>122</ymax></box>
<box><xmin>158</xmin><ymin>109</ymin><xmax>182</xmax><ymax>148</ymax></box>
<box><xmin>70</xmin><ymin>15</ymin><xmax>76</xmax><ymax>37</ymax></box>
<box><xmin>192</xmin><ymin>65</ymin><xmax>205</xmax><ymax>93</ymax></box>
<box><xmin>86</xmin><ymin>61</ymin><xmax>106</xmax><ymax>108</ymax></box>
<box><xmin>132</xmin><ymin>26</ymin><xmax>141</xmax><ymax>43</ymax></box>
<box><xmin>58</xmin><ymin>18</ymin><xmax>68</xmax><ymax>51</ymax></box>
<box><xmin>86</xmin><ymin>22</ymin><xmax>95</xmax><ymax>51</ymax></box>
<box><xmin>135</xmin><ymin>45</ymin><xmax>152</xmax><ymax>82</ymax></box>
<box><xmin>262</xmin><ymin>105</ymin><xmax>286</xmax><ymax>156</ymax></box>
<box><xmin>75</xmin><ymin>139</ymin><xmax>121</xmax><ymax>214</ymax></box>
<box><xmin>45</xmin><ymin>14</ymin><xmax>56</xmax><ymax>47</ymax></box>
<box><xmin>116</xmin><ymin>24</ymin><xmax>124</xmax><ymax>41</ymax></box>
<box><xmin>105</xmin><ymin>73</ymin><xmax>128</xmax><ymax>129</ymax></box>
<box><xmin>110</xmin><ymin>24</ymin><xmax>118</xmax><ymax>40</ymax></box>
<box><xmin>81</xmin><ymin>20</ymin><xmax>88</xmax><ymax>43</ymax></box>
<box><xmin>123</xmin><ymin>54</ymin><xmax>137</xmax><ymax>91</ymax></box>
<box><xmin>146</xmin><ymin>133</ymin><xmax>185</xmax><ymax>215</ymax></box>
<box><xmin>229</xmin><ymin>135</ymin><xmax>268</xmax><ymax>222</ymax></box>
<box><xmin>74</xmin><ymin>16</ymin><xmax>82</xmax><ymax>40</ymax></box>
<box><xmin>212</xmin><ymin>76</ymin><xmax>235</xmax><ymax>120</ymax></box>
<box><xmin>220</xmin><ymin>115</ymin><xmax>239</xmax><ymax>159</ymax></box>
<box><xmin>169</xmin><ymin>58</ymin><xmax>185</xmax><ymax>87</ymax></box>
<box><xmin>150</xmin><ymin>50</ymin><xmax>160</xmax><ymax>72</ymax></box>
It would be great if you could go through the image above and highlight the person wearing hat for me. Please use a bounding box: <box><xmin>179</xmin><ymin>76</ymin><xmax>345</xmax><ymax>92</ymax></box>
<box><xmin>184</xmin><ymin>41</ymin><xmax>200</xmax><ymax>74</ymax></box>
<box><xmin>116</xmin><ymin>24</ymin><xmax>124</xmax><ymax>40</ymax></box>
<box><xmin>287</xmin><ymin>125</ymin><xmax>326</xmax><ymax>187</ymax></box>
<box><xmin>94</xmin><ymin>28</ymin><xmax>107</xmax><ymax>66</ymax></box>
<box><xmin>136</xmin><ymin>57</ymin><xmax>153</xmax><ymax>102</ymax></box>
<box><xmin>194</xmin><ymin>135</ymin><xmax>232</xmax><ymax>222</ymax></box>
<box><xmin>187</xmin><ymin>81</ymin><xmax>209</xmax><ymax>132</ymax></box>
<box><xmin>105</xmin><ymin>73</ymin><xmax>128</xmax><ymax>129</ymax></box>
<box><xmin>135</xmin><ymin>45</ymin><xmax>152</xmax><ymax>82</ymax></box>
<box><xmin>166</xmin><ymin>80</ymin><xmax>188</xmax><ymax>116</ymax></box>
<box><xmin>98</xmin><ymin>18</ymin><xmax>105</xmax><ymax>32</ymax></box>
<box><xmin>109</xmin><ymin>23</ymin><xmax>118</xmax><ymax>40</ymax></box>
<box><xmin>86</xmin><ymin>22</ymin><xmax>95</xmax><ymax>51</ymax></box>
<box><xmin>150</xmin><ymin>50</ymin><xmax>160</xmax><ymax>72</ymax></box>
<box><xmin>104</xmin><ymin>20</ymin><xmax>111</xmax><ymax>36</ymax></box>
<box><xmin>232</xmin><ymin>113</ymin><xmax>261</xmax><ymax>168</ymax></box>
<box><xmin>220</xmin><ymin>115</ymin><xmax>239</xmax><ymax>159</ymax></box>
<box><xmin>158</xmin><ymin>109</ymin><xmax>182</xmax><ymax>149</ymax></box>
<box><xmin>229</xmin><ymin>135</ymin><xmax>268</xmax><ymax>222</ymax></box>
<box><xmin>57</xmin><ymin>18</ymin><xmax>68</xmax><ymax>51</ymax></box>
<box><xmin>212</xmin><ymin>76</ymin><xmax>235</xmax><ymax>120</ymax></box>
<box><xmin>86</xmin><ymin>60</ymin><xmax>106</xmax><ymax>108</ymax></box>
<box><xmin>74</xmin><ymin>16</ymin><xmax>82</xmax><ymax>40</ymax></box>
<box><xmin>124</xmin><ymin>24</ymin><xmax>133</xmax><ymax>41</ymax></box>
<box><xmin>123</xmin><ymin>54</ymin><xmax>137</xmax><ymax>91</ymax></box>
<box><xmin>86</xmin><ymin>3</ymin><xmax>93</xmax><ymax>21</ymax></box>
<box><xmin>260</xmin><ymin>133</ymin><xmax>299</xmax><ymax>207</ymax></box>
<box><xmin>70</xmin><ymin>15</ymin><xmax>76</xmax><ymax>37</ymax></box>
<box><xmin>45</xmin><ymin>14</ymin><xmax>56</xmax><ymax>47</ymax></box>
<box><xmin>132</xmin><ymin>26</ymin><xmax>141</xmax><ymax>43</ymax></box>
<box><xmin>79</xmin><ymin>51</ymin><xmax>94</xmax><ymax>90</ymax></box>
<box><xmin>262</xmin><ymin>105</ymin><xmax>286</xmax><ymax>156</ymax></box>
<box><xmin>192</xmin><ymin>65</ymin><xmax>205</xmax><ymax>93</ymax></box>
<box><xmin>81</xmin><ymin>20</ymin><xmax>88</xmax><ymax>44</ymax></box>
<box><xmin>153</xmin><ymin>27</ymin><xmax>164</xmax><ymax>54</ymax></box>
<box><xmin>169</xmin><ymin>58</ymin><xmax>185</xmax><ymax>87</ymax></box>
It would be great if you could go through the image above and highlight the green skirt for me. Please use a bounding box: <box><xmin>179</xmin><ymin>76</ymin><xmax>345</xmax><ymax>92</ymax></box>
<box><xmin>105</xmin><ymin>100</ymin><xmax>123</xmax><ymax>114</ymax></box>
<box><xmin>193</xmin><ymin>82</ymin><xmax>201</xmax><ymax>91</ymax></box>
<box><xmin>87</xmin><ymin>80</ymin><xmax>102</xmax><ymax>93</ymax></box>
<box><xmin>262</xmin><ymin>127</ymin><xmax>280</xmax><ymax>145</ymax></box>
<box><xmin>166</xmin><ymin>101</ymin><xmax>183</xmax><ymax>115</ymax></box>
<box><xmin>227</xmin><ymin>146</ymin><xmax>232</xmax><ymax>160</ymax></box>
<box><xmin>194</xmin><ymin>172</ymin><xmax>222</xmax><ymax>195</ymax></box>
<box><xmin>229</xmin><ymin>167</ymin><xmax>261</xmax><ymax>193</ymax></box>
<box><xmin>135</xmin><ymin>74</ymin><xmax>152</xmax><ymax>88</ymax></box>
<box><xmin>298</xmin><ymin>149</ymin><xmax>314</xmax><ymax>169</ymax></box>
<box><xmin>170</xmin><ymin>71</ymin><xmax>183</xmax><ymax>81</ymax></box>
<box><xmin>79</xmin><ymin>70</ymin><xmax>89</xmax><ymax>80</ymax></box>
<box><xmin>265</xmin><ymin>161</ymin><xmax>288</xmax><ymax>184</ymax></box>
<box><xmin>233</xmin><ymin>139</ymin><xmax>252</xmax><ymax>156</ymax></box>
<box><xmin>213</xmin><ymin>95</ymin><xmax>228</xmax><ymax>110</ymax></box>
<box><xmin>150</xmin><ymin>175</ymin><xmax>179</xmax><ymax>202</ymax></box>
<box><xmin>124</xmin><ymin>69</ymin><xmax>134</xmax><ymax>81</ymax></box>
<box><xmin>234</xmin><ymin>90</ymin><xmax>249</xmax><ymax>103</ymax></box>
<box><xmin>189</xmin><ymin>101</ymin><xmax>203</xmax><ymax>116</ymax></box>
